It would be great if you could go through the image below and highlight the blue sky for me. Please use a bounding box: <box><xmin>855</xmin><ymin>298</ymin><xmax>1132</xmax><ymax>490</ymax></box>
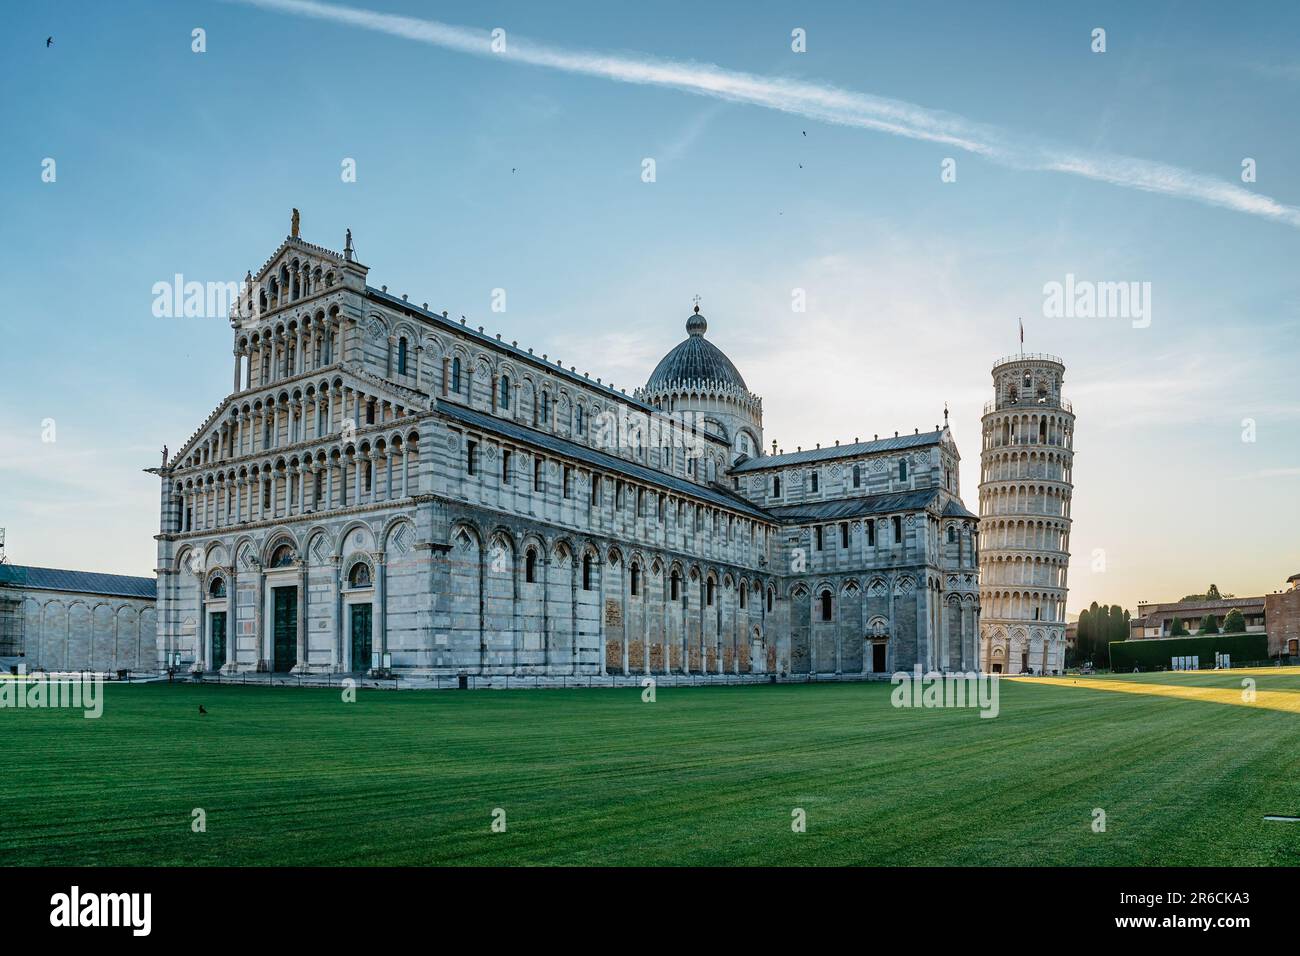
<box><xmin>1</xmin><ymin>0</ymin><xmax>1297</xmax><ymax>614</ymax></box>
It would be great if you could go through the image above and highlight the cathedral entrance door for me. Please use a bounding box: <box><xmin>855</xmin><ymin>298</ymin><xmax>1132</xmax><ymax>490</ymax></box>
<box><xmin>210</xmin><ymin>612</ymin><xmax>226</xmax><ymax>671</ymax></box>
<box><xmin>872</xmin><ymin>641</ymin><xmax>886</xmax><ymax>673</ymax></box>
<box><xmin>272</xmin><ymin>587</ymin><xmax>297</xmax><ymax>672</ymax></box>
<box><xmin>350</xmin><ymin>604</ymin><xmax>373</xmax><ymax>672</ymax></box>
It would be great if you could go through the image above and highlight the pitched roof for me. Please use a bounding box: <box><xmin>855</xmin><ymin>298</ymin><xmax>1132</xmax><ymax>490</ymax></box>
<box><xmin>730</xmin><ymin>430</ymin><xmax>945</xmax><ymax>473</ymax></box>
<box><xmin>0</xmin><ymin>564</ymin><xmax>156</xmax><ymax>600</ymax></box>
<box><xmin>764</xmin><ymin>488</ymin><xmax>948</xmax><ymax>523</ymax></box>
<box><xmin>435</xmin><ymin>400</ymin><xmax>774</xmax><ymax>522</ymax></box>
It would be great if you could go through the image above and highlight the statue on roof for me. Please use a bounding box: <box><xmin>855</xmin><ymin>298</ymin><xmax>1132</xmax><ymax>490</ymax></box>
<box><xmin>291</xmin><ymin>208</ymin><xmax>300</xmax><ymax>238</ymax></box>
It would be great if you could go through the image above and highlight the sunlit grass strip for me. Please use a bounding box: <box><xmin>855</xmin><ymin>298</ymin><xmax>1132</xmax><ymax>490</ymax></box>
<box><xmin>1011</xmin><ymin>675</ymin><xmax>1300</xmax><ymax>714</ymax></box>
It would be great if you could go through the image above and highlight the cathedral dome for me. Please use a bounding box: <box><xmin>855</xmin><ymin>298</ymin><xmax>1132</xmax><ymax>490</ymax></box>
<box><xmin>645</xmin><ymin>308</ymin><xmax>747</xmax><ymax>391</ymax></box>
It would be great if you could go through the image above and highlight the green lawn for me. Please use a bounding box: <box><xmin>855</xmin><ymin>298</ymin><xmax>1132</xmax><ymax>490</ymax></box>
<box><xmin>3</xmin><ymin>676</ymin><xmax>1299</xmax><ymax>866</ymax></box>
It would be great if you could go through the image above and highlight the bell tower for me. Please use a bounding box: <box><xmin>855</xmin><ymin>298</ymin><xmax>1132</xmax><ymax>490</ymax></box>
<box><xmin>978</xmin><ymin>353</ymin><xmax>1075</xmax><ymax>674</ymax></box>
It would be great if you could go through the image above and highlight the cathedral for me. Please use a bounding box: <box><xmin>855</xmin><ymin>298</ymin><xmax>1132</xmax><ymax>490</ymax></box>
<box><xmin>152</xmin><ymin>221</ymin><xmax>981</xmax><ymax>680</ymax></box>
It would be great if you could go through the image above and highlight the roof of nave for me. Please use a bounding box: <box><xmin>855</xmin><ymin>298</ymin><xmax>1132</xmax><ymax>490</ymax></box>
<box><xmin>764</xmin><ymin>487</ymin><xmax>974</xmax><ymax>524</ymax></box>
<box><xmin>367</xmin><ymin>287</ymin><xmax>683</xmax><ymax>422</ymax></box>
<box><xmin>436</xmin><ymin>400</ymin><xmax>774</xmax><ymax>523</ymax></box>
<box><xmin>730</xmin><ymin>429</ymin><xmax>949</xmax><ymax>473</ymax></box>
<box><xmin>0</xmin><ymin>564</ymin><xmax>156</xmax><ymax>600</ymax></box>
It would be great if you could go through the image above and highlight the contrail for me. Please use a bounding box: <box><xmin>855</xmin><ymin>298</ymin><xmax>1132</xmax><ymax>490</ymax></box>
<box><xmin>231</xmin><ymin>0</ymin><xmax>1300</xmax><ymax>228</ymax></box>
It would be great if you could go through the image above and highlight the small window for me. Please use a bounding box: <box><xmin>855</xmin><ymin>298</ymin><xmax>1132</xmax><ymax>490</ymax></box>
<box><xmin>947</xmin><ymin>525</ymin><xmax>956</xmax><ymax>544</ymax></box>
<box><xmin>208</xmin><ymin>577</ymin><xmax>226</xmax><ymax>598</ymax></box>
<box><xmin>575</xmin><ymin>406</ymin><xmax>585</xmax><ymax>435</ymax></box>
<box><xmin>502</xmin><ymin>450</ymin><xmax>512</xmax><ymax>485</ymax></box>
<box><xmin>820</xmin><ymin>590</ymin><xmax>833</xmax><ymax>622</ymax></box>
<box><xmin>706</xmin><ymin>579</ymin><xmax>715</xmax><ymax>606</ymax></box>
<box><xmin>852</xmin><ymin>464</ymin><xmax>861</xmax><ymax>488</ymax></box>
<box><xmin>563</xmin><ymin>466</ymin><xmax>573</xmax><ymax>498</ymax></box>
<box><xmin>671</xmin><ymin>571</ymin><xmax>681</xmax><ymax>601</ymax></box>
<box><xmin>451</xmin><ymin>357</ymin><xmax>462</xmax><ymax>392</ymax></box>
<box><xmin>591</xmin><ymin>474</ymin><xmax>601</xmax><ymax>506</ymax></box>
<box><xmin>630</xmin><ymin>563</ymin><xmax>640</xmax><ymax>596</ymax></box>
<box><xmin>540</xmin><ymin>392</ymin><xmax>550</xmax><ymax>421</ymax></box>
<box><xmin>773</xmin><ymin>476</ymin><xmax>781</xmax><ymax>497</ymax></box>
<box><xmin>811</xmin><ymin>471</ymin><xmax>819</xmax><ymax>492</ymax></box>
<box><xmin>397</xmin><ymin>337</ymin><xmax>408</xmax><ymax>375</ymax></box>
<box><xmin>892</xmin><ymin>515</ymin><xmax>902</xmax><ymax>542</ymax></box>
<box><xmin>582</xmin><ymin>553</ymin><xmax>594</xmax><ymax>591</ymax></box>
<box><xmin>499</xmin><ymin>376</ymin><xmax>511</xmax><ymax>410</ymax></box>
<box><xmin>767</xmin><ymin>588</ymin><xmax>774</xmax><ymax>613</ymax></box>
<box><xmin>840</xmin><ymin>522</ymin><xmax>849</xmax><ymax>549</ymax></box>
<box><xmin>866</xmin><ymin>519</ymin><xmax>876</xmax><ymax>546</ymax></box>
<box><xmin>815</xmin><ymin>526</ymin><xmax>823</xmax><ymax>551</ymax></box>
<box><xmin>467</xmin><ymin>440</ymin><xmax>478</xmax><ymax>475</ymax></box>
<box><xmin>899</xmin><ymin>459</ymin><xmax>908</xmax><ymax>481</ymax></box>
<box><xmin>533</xmin><ymin>458</ymin><xmax>544</xmax><ymax>492</ymax></box>
<box><xmin>348</xmin><ymin>562</ymin><xmax>372</xmax><ymax>588</ymax></box>
<box><xmin>525</xmin><ymin>548</ymin><xmax>537</xmax><ymax>584</ymax></box>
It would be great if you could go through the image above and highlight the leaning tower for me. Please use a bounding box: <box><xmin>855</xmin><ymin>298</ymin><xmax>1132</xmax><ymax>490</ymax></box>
<box><xmin>978</xmin><ymin>354</ymin><xmax>1075</xmax><ymax>674</ymax></box>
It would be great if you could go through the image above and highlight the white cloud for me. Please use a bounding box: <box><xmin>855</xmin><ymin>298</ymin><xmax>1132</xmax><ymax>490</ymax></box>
<box><xmin>235</xmin><ymin>0</ymin><xmax>1300</xmax><ymax>229</ymax></box>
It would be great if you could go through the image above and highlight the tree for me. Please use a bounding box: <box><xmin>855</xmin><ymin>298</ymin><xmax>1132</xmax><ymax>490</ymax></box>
<box><xmin>1198</xmin><ymin>614</ymin><xmax>1219</xmax><ymax>635</ymax></box>
<box><xmin>1170</xmin><ymin>617</ymin><xmax>1189</xmax><ymax>636</ymax></box>
<box><xmin>1222</xmin><ymin>608</ymin><xmax>1246</xmax><ymax>634</ymax></box>
<box><xmin>1179</xmin><ymin>583</ymin><xmax>1235</xmax><ymax>601</ymax></box>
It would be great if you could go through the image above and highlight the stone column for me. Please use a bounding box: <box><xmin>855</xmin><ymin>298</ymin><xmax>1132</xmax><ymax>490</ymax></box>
<box><xmin>293</xmin><ymin>564</ymin><xmax>306</xmax><ymax>672</ymax></box>
<box><xmin>376</xmin><ymin>551</ymin><xmax>387</xmax><ymax>662</ymax></box>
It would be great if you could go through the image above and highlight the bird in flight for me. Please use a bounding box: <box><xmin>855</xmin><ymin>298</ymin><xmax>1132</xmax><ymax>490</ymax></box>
<box><xmin>46</xmin><ymin>36</ymin><xmax>54</xmax><ymax>47</ymax></box>
<box><xmin>801</xmin><ymin>130</ymin><xmax>806</xmax><ymax>136</ymax></box>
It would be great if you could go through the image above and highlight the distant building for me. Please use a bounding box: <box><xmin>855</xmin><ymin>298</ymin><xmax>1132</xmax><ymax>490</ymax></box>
<box><xmin>1128</xmin><ymin>596</ymin><xmax>1266</xmax><ymax>640</ymax></box>
<box><xmin>1264</xmin><ymin>573</ymin><xmax>1300</xmax><ymax>658</ymax></box>
<box><xmin>0</xmin><ymin>564</ymin><xmax>157</xmax><ymax>672</ymax></box>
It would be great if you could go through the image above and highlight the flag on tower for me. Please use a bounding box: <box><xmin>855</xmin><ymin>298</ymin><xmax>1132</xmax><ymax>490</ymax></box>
<box><xmin>1019</xmin><ymin>317</ymin><xmax>1024</xmax><ymax>345</ymax></box>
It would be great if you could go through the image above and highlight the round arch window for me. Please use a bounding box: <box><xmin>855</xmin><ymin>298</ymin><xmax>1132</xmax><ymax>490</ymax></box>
<box><xmin>348</xmin><ymin>563</ymin><xmax>372</xmax><ymax>589</ymax></box>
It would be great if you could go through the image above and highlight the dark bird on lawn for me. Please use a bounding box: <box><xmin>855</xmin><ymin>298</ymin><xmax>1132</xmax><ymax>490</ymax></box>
<box><xmin>47</xmin><ymin>37</ymin><xmax>54</xmax><ymax>47</ymax></box>
<box><xmin>198</xmin><ymin>705</ymin><xmax>208</xmax><ymax>715</ymax></box>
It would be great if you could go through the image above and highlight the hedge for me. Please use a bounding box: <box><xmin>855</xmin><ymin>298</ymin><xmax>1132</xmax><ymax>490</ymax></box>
<box><xmin>1109</xmin><ymin>632</ymin><xmax>1268</xmax><ymax>671</ymax></box>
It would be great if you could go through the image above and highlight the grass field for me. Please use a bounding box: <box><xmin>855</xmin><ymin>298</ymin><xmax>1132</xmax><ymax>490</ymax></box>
<box><xmin>3</xmin><ymin>670</ymin><xmax>1299</xmax><ymax>866</ymax></box>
